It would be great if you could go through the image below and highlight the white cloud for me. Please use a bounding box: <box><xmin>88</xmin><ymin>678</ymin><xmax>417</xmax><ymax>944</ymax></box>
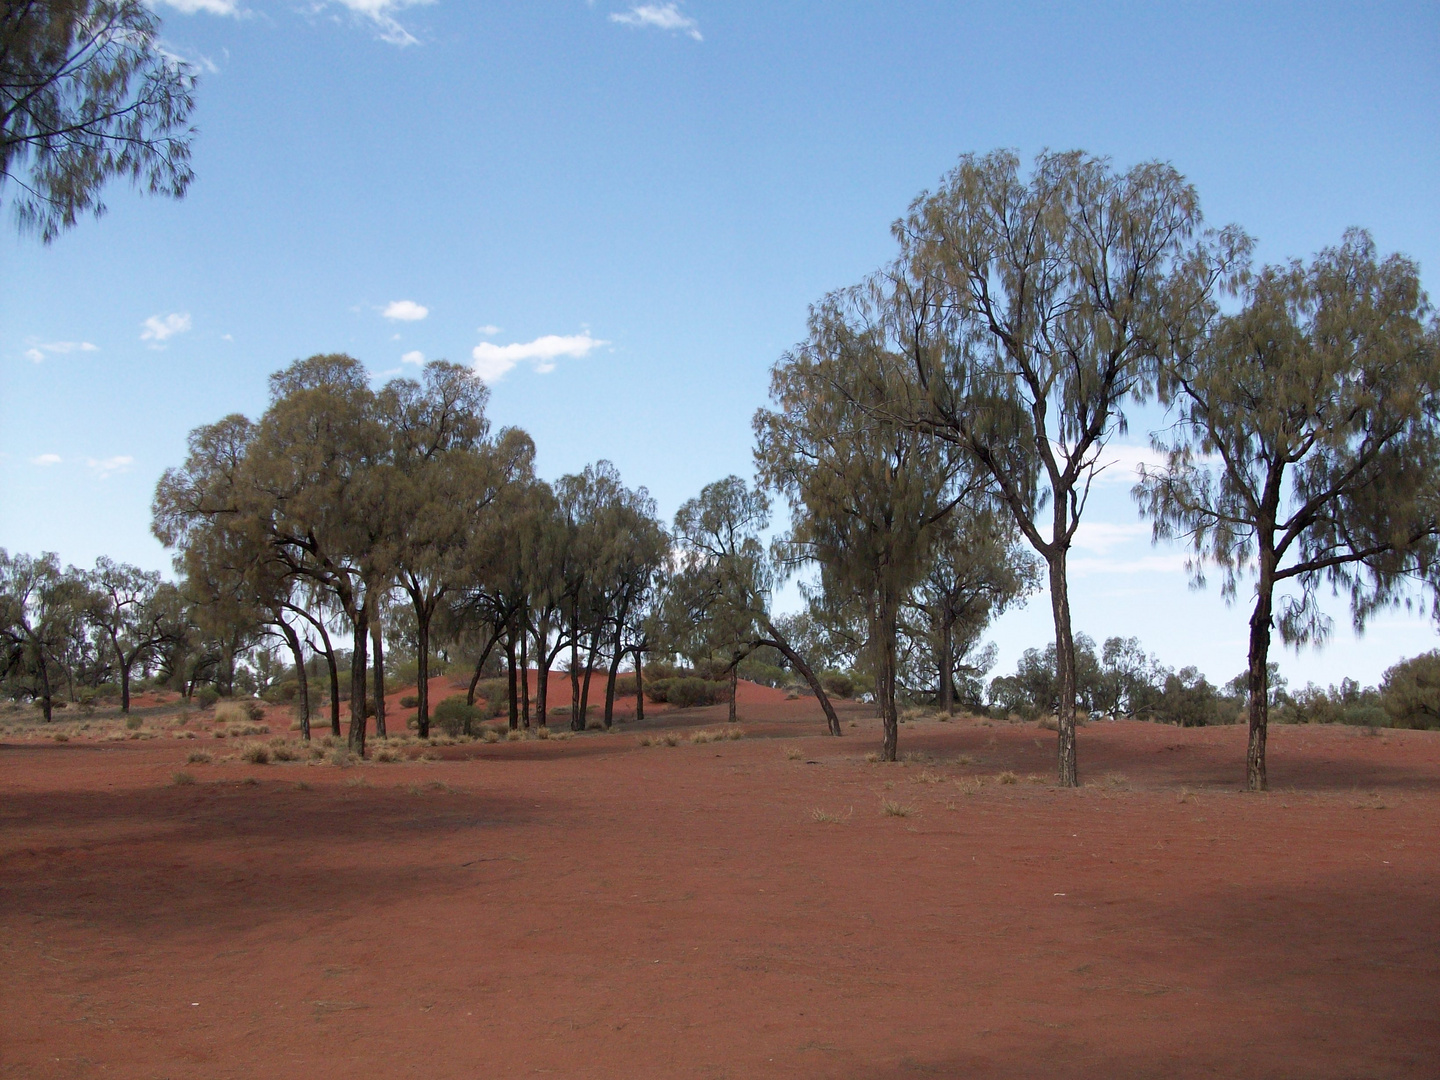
<box><xmin>23</xmin><ymin>340</ymin><xmax>98</xmax><ymax>363</ymax></box>
<box><xmin>382</xmin><ymin>299</ymin><xmax>429</xmax><ymax>322</ymax></box>
<box><xmin>30</xmin><ymin>454</ymin><xmax>62</xmax><ymax>466</ymax></box>
<box><xmin>477</xmin><ymin>325</ymin><xmax>501</xmax><ymax>336</ymax></box>
<box><xmin>153</xmin><ymin>0</ymin><xmax>240</xmax><ymax>14</ymax></box>
<box><xmin>141</xmin><ymin>312</ymin><xmax>192</xmax><ymax>343</ymax></box>
<box><xmin>1068</xmin><ymin>553</ymin><xmax>1191</xmax><ymax>577</ymax></box>
<box><xmin>1071</xmin><ymin>521</ymin><xmax>1151</xmax><ymax>555</ymax></box>
<box><xmin>222</xmin><ymin>333</ymin><xmax>234</xmax><ymax>342</ymax></box>
<box><xmin>87</xmin><ymin>456</ymin><xmax>135</xmax><ymax>479</ymax></box>
<box><xmin>610</xmin><ymin>3</ymin><xmax>702</xmax><ymax>40</ymax></box>
<box><xmin>471</xmin><ymin>331</ymin><xmax>609</xmax><ymax>383</ymax></box>
<box><xmin>401</xmin><ymin>350</ymin><xmax>425</xmax><ymax>365</ymax></box>
<box><xmin>322</xmin><ymin>0</ymin><xmax>433</xmax><ymax>46</ymax></box>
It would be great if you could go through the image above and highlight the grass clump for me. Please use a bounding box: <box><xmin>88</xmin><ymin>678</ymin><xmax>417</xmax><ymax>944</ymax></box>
<box><xmin>481</xmin><ymin>729</ymin><xmax>500</xmax><ymax>743</ymax></box>
<box><xmin>881</xmin><ymin>800</ymin><xmax>915</xmax><ymax>818</ymax></box>
<box><xmin>52</xmin><ymin>732</ymin><xmax>69</xmax><ymax>742</ymax></box>
<box><xmin>505</xmin><ymin>729</ymin><xmax>524</xmax><ymax>742</ymax></box>
<box><xmin>186</xmin><ymin>749</ymin><xmax>212</xmax><ymax>764</ymax></box>
<box><xmin>373</xmin><ymin>746</ymin><xmax>403</xmax><ymax>763</ymax></box>
<box><xmin>124</xmin><ymin>715</ymin><xmax>143</xmax><ymax>731</ymax></box>
<box><xmin>171</xmin><ymin>771</ymin><xmax>196</xmax><ymax>786</ymax></box>
<box><xmin>785</xmin><ymin>746</ymin><xmax>803</xmax><ymax>760</ymax></box>
<box><xmin>269</xmin><ymin>741</ymin><xmax>304</xmax><ymax>762</ymax></box>
<box><xmin>810</xmin><ymin>807</ymin><xmax>850</xmax><ymax>823</ymax></box>
<box><xmin>240</xmin><ymin>742</ymin><xmax>271</xmax><ymax>765</ymax></box>
<box><xmin>997</xmin><ymin>770</ymin><xmax>1018</xmax><ymax>785</ymax></box>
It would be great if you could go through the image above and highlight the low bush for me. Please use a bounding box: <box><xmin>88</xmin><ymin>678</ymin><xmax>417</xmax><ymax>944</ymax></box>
<box><xmin>215</xmin><ymin>699</ymin><xmax>266</xmax><ymax>725</ymax></box>
<box><xmin>432</xmin><ymin>695</ymin><xmax>480</xmax><ymax>737</ymax></box>
<box><xmin>195</xmin><ymin>687</ymin><xmax>220</xmax><ymax>709</ymax></box>
<box><xmin>820</xmin><ymin>670</ymin><xmax>855</xmax><ymax>699</ymax></box>
<box><xmin>647</xmin><ymin>677</ymin><xmax>728</xmax><ymax>708</ymax></box>
<box><xmin>399</xmin><ymin>694</ymin><xmax>419</xmax><ymax>709</ymax></box>
<box><xmin>240</xmin><ymin>742</ymin><xmax>271</xmax><ymax>765</ymax></box>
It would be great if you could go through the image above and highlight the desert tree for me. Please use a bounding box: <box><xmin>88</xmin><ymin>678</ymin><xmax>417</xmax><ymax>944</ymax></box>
<box><xmin>756</xmin><ymin>292</ymin><xmax>976</xmax><ymax>760</ymax></box>
<box><xmin>85</xmin><ymin>556</ymin><xmax>179</xmax><ymax>713</ymax></box>
<box><xmin>0</xmin><ymin>549</ymin><xmax>92</xmax><ymax>719</ymax></box>
<box><xmin>668</xmin><ymin>475</ymin><xmax>845</xmax><ymax>734</ymax></box>
<box><xmin>881</xmin><ymin>149</ymin><xmax>1245</xmax><ymax>784</ymax></box>
<box><xmin>1137</xmin><ymin>230</ymin><xmax>1440</xmax><ymax>789</ymax></box>
<box><xmin>1</xmin><ymin>0</ymin><xmax>196</xmax><ymax>241</ymax></box>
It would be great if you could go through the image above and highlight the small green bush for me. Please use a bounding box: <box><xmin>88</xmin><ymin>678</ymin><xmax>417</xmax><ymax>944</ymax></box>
<box><xmin>432</xmin><ymin>695</ymin><xmax>481</xmax><ymax>738</ymax></box>
<box><xmin>658</xmin><ymin>677</ymin><xmax>729</xmax><ymax>709</ymax></box>
<box><xmin>820</xmin><ymin>670</ymin><xmax>855</xmax><ymax>699</ymax></box>
<box><xmin>399</xmin><ymin>694</ymin><xmax>419</xmax><ymax>709</ymax></box>
<box><xmin>195</xmin><ymin>687</ymin><xmax>220</xmax><ymax>709</ymax></box>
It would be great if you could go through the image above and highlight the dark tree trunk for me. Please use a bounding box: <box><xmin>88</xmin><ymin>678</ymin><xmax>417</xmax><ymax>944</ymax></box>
<box><xmin>728</xmin><ymin>665</ymin><xmax>738</xmax><ymax>724</ymax></box>
<box><xmin>295</xmin><ymin>609</ymin><xmax>341</xmax><ymax>738</ymax></box>
<box><xmin>505</xmin><ymin>630</ymin><xmax>519</xmax><ymax>731</ymax></box>
<box><xmin>278</xmin><ymin>618</ymin><xmax>310</xmax><ymax>741</ymax></box>
<box><xmin>519</xmin><ymin>623</ymin><xmax>530</xmax><ymax>728</ymax></box>
<box><xmin>466</xmin><ymin>629</ymin><xmax>501</xmax><ymax>707</ymax></box>
<box><xmin>535</xmin><ymin>614</ymin><xmax>551</xmax><ymax>727</ymax></box>
<box><xmin>113</xmin><ymin>636</ymin><xmax>133</xmax><ymax>715</ymax></box>
<box><xmin>348</xmin><ymin>615</ymin><xmax>369</xmax><ymax>757</ymax></box>
<box><xmin>569</xmin><ymin>609</ymin><xmax>582</xmax><ymax>732</ymax></box>
<box><xmin>1247</xmin><ymin>550</ymin><xmax>1276</xmax><ymax>792</ymax></box>
<box><xmin>938</xmin><ymin>615</ymin><xmax>954</xmax><ymax>715</ymax></box>
<box><xmin>761</xmin><ymin>622</ymin><xmax>842</xmax><ymax>736</ymax></box>
<box><xmin>634</xmin><ymin>648</ymin><xmax>645</xmax><ymax>721</ymax></box>
<box><xmin>416</xmin><ymin>613</ymin><xmax>431</xmax><ymax>739</ymax></box>
<box><xmin>578</xmin><ymin>629</ymin><xmax>600</xmax><ymax>731</ymax></box>
<box><xmin>603</xmin><ymin>635</ymin><xmax>623</xmax><ymax>729</ymax></box>
<box><xmin>371</xmin><ymin>623</ymin><xmax>386</xmax><ymax>739</ymax></box>
<box><xmin>878</xmin><ymin>599</ymin><xmax>900</xmax><ymax>761</ymax></box>
<box><xmin>1048</xmin><ymin>552</ymin><xmax>1079</xmax><ymax>788</ymax></box>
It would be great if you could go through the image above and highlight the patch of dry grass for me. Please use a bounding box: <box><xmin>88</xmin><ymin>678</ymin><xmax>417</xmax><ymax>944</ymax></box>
<box><xmin>186</xmin><ymin>749</ymin><xmax>212</xmax><ymax>764</ymax></box>
<box><xmin>881</xmin><ymin>800</ymin><xmax>916</xmax><ymax>818</ymax></box>
<box><xmin>170</xmin><ymin>771</ymin><xmax>195</xmax><ymax>786</ymax></box>
<box><xmin>997</xmin><ymin>770</ymin><xmax>1018</xmax><ymax>785</ymax></box>
<box><xmin>810</xmin><ymin>807</ymin><xmax>851</xmax><ymax>823</ymax></box>
<box><xmin>240</xmin><ymin>742</ymin><xmax>271</xmax><ymax>765</ymax></box>
<box><xmin>505</xmin><ymin>729</ymin><xmax>524</xmax><ymax>742</ymax></box>
<box><xmin>785</xmin><ymin>746</ymin><xmax>803</xmax><ymax>760</ymax></box>
<box><xmin>953</xmin><ymin>777</ymin><xmax>983</xmax><ymax>795</ymax></box>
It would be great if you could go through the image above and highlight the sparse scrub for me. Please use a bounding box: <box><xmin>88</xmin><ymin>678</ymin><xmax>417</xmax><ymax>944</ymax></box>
<box><xmin>186</xmin><ymin>750</ymin><xmax>212</xmax><ymax>764</ymax></box>
<box><xmin>997</xmin><ymin>770</ymin><xmax>1018</xmax><ymax>784</ymax></box>
<box><xmin>373</xmin><ymin>746</ymin><xmax>402</xmax><ymax>763</ymax></box>
<box><xmin>215</xmin><ymin>700</ymin><xmax>266</xmax><ymax>725</ymax></box>
<box><xmin>785</xmin><ymin>746</ymin><xmax>803</xmax><ymax>760</ymax></box>
<box><xmin>810</xmin><ymin>807</ymin><xmax>850</xmax><ymax>823</ymax></box>
<box><xmin>505</xmin><ymin>729</ymin><xmax>524</xmax><ymax>742</ymax></box>
<box><xmin>125</xmin><ymin>715</ymin><xmax>142</xmax><ymax>730</ymax></box>
<box><xmin>482</xmin><ymin>729</ymin><xmax>500</xmax><ymax>743</ymax></box>
<box><xmin>662</xmin><ymin>732</ymin><xmax>680</xmax><ymax>747</ymax></box>
<box><xmin>240</xmin><ymin>742</ymin><xmax>271</xmax><ymax>764</ymax></box>
<box><xmin>269</xmin><ymin>741</ymin><xmax>304</xmax><ymax>762</ymax></box>
<box><xmin>171</xmin><ymin>771</ymin><xmax>195</xmax><ymax>785</ymax></box>
<box><xmin>881</xmin><ymin>800</ymin><xmax>915</xmax><ymax>817</ymax></box>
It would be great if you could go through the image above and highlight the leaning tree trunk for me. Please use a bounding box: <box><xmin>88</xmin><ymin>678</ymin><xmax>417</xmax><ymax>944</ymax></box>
<box><xmin>348</xmin><ymin>614</ymin><xmax>369</xmax><ymax>757</ymax></box>
<box><xmin>633</xmin><ymin>648</ymin><xmax>645</xmax><ymax>721</ymax></box>
<box><xmin>278</xmin><ymin>618</ymin><xmax>310</xmax><ymax>741</ymax></box>
<box><xmin>1246</xmin><ymin>551</ymin><xmax>1277</xmax><ymax>792</ymax></box>
<box><xmin>1048</xmin><ymin>552</ymin><xmax>1079</xmax><ymax>788</ymax></box>
<box><xmin>761</xmin><ymin>621</ymin><xmax>842</xmax><ymax>736</ymax></box>
<box><xmin>466</xmin><ymin>628</ymin><xmax>501</xmax><ymax>706</ymax></box>
<box><xmin>371</xmin><ymin>623</ymin><xmax>387</xmax><ymax>739</ymax></box>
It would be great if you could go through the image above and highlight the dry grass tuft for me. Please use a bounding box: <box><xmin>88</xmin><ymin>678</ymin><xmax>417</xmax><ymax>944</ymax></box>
<box><xmin>662</xmin><ymin>733</ymin><xmax>680</xmax><ymax>747</ymax></box>
<box><xmin>1025</xmin><ymin>773</ymin><xmax>1045</xmax><ymax>784</ymax></box>
<box><xmin>954</xmin><ymin>777</ymin><xmax>983</xmax><ymax>795</ymax></box>
<box><xmin>240</xmin><ymin>742</ymin><xmax>271</xmax><ymax>765</ymax></box>
<box><xmin>864</xmin><ymin>751</ymin><xmax>882</xmax><ymax>763</ymax></box>
<box><xmin>270</xmin><ymin>741</ymin><xmax>304</xmax><ymax>762</ymax></box>
<box><xmin>52</xmin><ymin>732</ymin><xmax>69</xmax><ymax>742</ymax></box>
<box><xmin>171</xmin><ymin>771</ymin><xmax>195</xmax><ymax>786</ymax></box>
<box><xmin>810</xmin><ymin>807</ymin><xmax>850</xmax><ymax>823</ymax></box>
<box><xmin>724</xmin><ymin>727</ymin><xmax>744</xmax><ymax>741</ymax></box>
<box><xmin>241</xmin><ymin>776</ymin><xmax>260</xmax><ymax>787</ymax></box>
<box><xmin>549</xmin><ymin>729</ymin><xmax>574</xmax><ymax>741</ymax></box>
<box><xmin>373</xmin><ymin>746</ymin><xmax>402</xmax><ymax>763</ymax></box>
<box><xmin>914</xmin><ymin>769</ymin><xmax>946</xmax><ymax>784</ymax></box>
<box><xmin>505</xmin><ymin>729</ymin><xmax>524</xmax><ymax>742</ymax></box>
<box><xmin>327</xmin><ymin>748</ymin><xmax>353</xmax><ymax>768</ymax></box>
<box><xmin>186</xmin><ymin>749</ymin><xmax>212</xmax><ymax>764</ymax></box>
<box><xmin>786</xmin><ymin>746</ymin><xmax>803</xmax><ymax>760</ymax></box>
<box><xmin>535</xmin><ymin>726</ymin><xmax>551</xmax><ymax>740</ymax></box>
<box><xmin>482</xmin><ymin>729</ymin><xmax>500</xmax><ymax>743</ymax></box>
<box><xmin>296</xmin><ymin>780</ymin><xmax>312</xmax><ymax>791</ymax></box>
<box><xmin>345</xmin><ymin>774</ymin><xmax>370</xmax><ymax>788</ymax></box>
<box><xmin>636</xmin><ymin>734</ymin><xmax>655</xmax><ymax>747</ymax></box>
<box><xmin>1103</xmin><ymin>772</ymin><xmax>1129</xmax><ymax>789</ymax></box>
<box><xmin>997</xmin><ymin>770</ymin><xmax>1018</xmax><ymax>785</ymax></box>
<box><xmin>881</xmin><ymin>800</ymin><xmax>916</xmax><ymax>818</ymax></box>
<box><xmin>954</xmin><ymin>754</ymin><xmax>975</xmax><ymax>766</ymax></box>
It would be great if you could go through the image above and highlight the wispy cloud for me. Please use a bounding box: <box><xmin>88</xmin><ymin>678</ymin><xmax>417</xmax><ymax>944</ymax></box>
<box><xmin>87</xmin><ymin>456</ymin><xmax>135</xmax><ymax>479</ymax></box>
<box><xmin>471</xmin><ymin>331</ymin><xmax>609</xmax><ymax>383</ymax></box>
<box><xmin>30</xmin><ymin>453</ymin><xmax>62</xmax><ymax>466</ymax></box>
<box><xmin>401</xmin><ymin>350</ymin><xmax>424</xmax><ymax>365</ymax></box>
<box><xmin>1071</xmin><ymin>521</ymin><xmax>1151</xmax><ymax>555</ymax></box>
<box><xmin>610</xmin><ymin>3</ymin><xmax>702</xmax><ymax>41</ymax></box>
<box><xmin>321</xmin><ymin>0</ymin><xmax>433</xmax><ymax>46</ymax></box>
<box><xmin>153</xmin><ymin>0</ymin><xmax>240</xmax><ymax>14</ymax></box>
<box><xmin>141</xmin><ymin>312</ymin><xmax>192</xmax><ymax>344</ymax></box>
<box><xmin>383</xmin><ymin>299</ymin><xmax>429</xmax><ymax>322</ymax></box>
<box><xmin>1068</xmin><ymin>553</ymin><xmax>1191</xmax><ymax>577</ymax></box>
<box><xmin>477</xmin><ymin>324</ymin><xmax>501</xmax><ymax>336</ymax></box>
<box><xmin>23</xmin><ymin>340</ymin><xmax>98</xmax><ymax>363</ymax></box>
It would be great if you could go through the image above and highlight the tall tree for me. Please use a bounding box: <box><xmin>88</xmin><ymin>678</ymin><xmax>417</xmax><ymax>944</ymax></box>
<box><xmin>1137</xmin><ymin>230</ymin><xmax>1440</xmax><ymax>790</ymax></box>
<box><xmin>1</xmin><ymin>0</ymin><xmax>196</xmax><ymax>241</ymax></box>
<box><xmin>884</xmin><ymin>149</ymin><xmax>1244</xmax><ymax>784</ymax></box>
<box><xmin>86</xmin><ymin>556</ymin><xmax>177</xmax><ymax>713</ymax></box>
<box><xmin>756</xmin><ymin>294</ymin><xmax>973</xmax><ymax>760</ymax></box>
<box><xmin>0</xmin><ymin>549</ymin><xmax>93</xmax><ymax>720</ymax></box>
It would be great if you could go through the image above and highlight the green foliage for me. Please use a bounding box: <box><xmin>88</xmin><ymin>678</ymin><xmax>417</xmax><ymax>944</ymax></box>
<box><xmin>195</xmin><ymin>686</ymin><xmax>219</xmax><ymax>709</ymax></box>
<box><xmin>399</xmin><ymin>694</ymin><xmax>419</xmax><ymax>709</ymax></box>
<box><xmin>432</xmin><ymin>695</ymin><xmax>481</xmax><ymax>737</ymax></box>
<box><xmin>644</xmin><ymin>676</ymin><xmax>729</xmax><ymax>708</ymax></box>
<box><xmin>819</xmin><ymin>670</ymin><xmax>854</xmax><ymax>699</ymax></box>
<box><xmin>1380</xmin><ymin>651</ymin><xmax>1440</xmax><ymax>729</ymax></box>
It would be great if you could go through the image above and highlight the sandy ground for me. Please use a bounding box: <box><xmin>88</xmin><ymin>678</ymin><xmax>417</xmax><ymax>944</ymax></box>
<box><xmin>2</xmin><ymin>685</ymin><xmax>1437</xmax><ymax>1079</ymax></box>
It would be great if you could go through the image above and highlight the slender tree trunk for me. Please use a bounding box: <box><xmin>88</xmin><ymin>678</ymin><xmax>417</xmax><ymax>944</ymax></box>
<box><xmin>634</xmin><ymin>648</ymin><xmax>645</xmax><ymax>721</ymax></box>
<box><xmin>535</xmin><ymin>614</ymin><xmax>551</xmax><ymax>727</ymax></box>
<box><xmin>113</xmin><ymin>637</ymin><xmax>132</xmax><ymax>714</ymax></box>
<box><xmin>371</xmin><ymin>623</ymin><xmax>387</xmax><ymax>739</ymax></box>
<box><xmin>416</xmin><ymin>610</ymin><xmax>431</xmax><ymax>739</ymax></box>
<box><xmin>728</xmin><ymin>665</ymin><xmax>738</xmax><ymax>724</ymax></box>
<box><xmin>603</xmin><ymin>636</ymin><xmax>623</xmax><ymax>729</ymax></box>
<box><xmin>1048</xmin><ymin>553</ymin><xmax>1079</xmax><ymax>788</ymax></box>
<box><xmin>569</xmin><ymin>610</ymin><xmax>582</xmax><ymax>732</ymax></box>
<box><xmin>348</xmin><ymin>614</ymin><xmax>369</xmax><ymax>757</ymax></box>
<box><xmin>1247</xmin><ymin>550</ymin><xmax>1276</xmax><ymax>792</ymax></box>
<box><xmin>39</xmin><ymin>657</ymin><xmax>54</xmax><ymax>722</ymax></box>
<box><xmin>878</xmin><ymin>600</ymin><xmax>900</xmax><ymax>761</ymax></box>
<box><xmin>279</xmin><ymin>619</ymin><xmax>310</xmax><ymax>741</ymax></box>
<box><xmin>519</xmin><ymin>623</ymin><xmax>530</xmax><ymax>728</ymax></box>
<box><xmin>938</xmin><ymin>616</ymin><xmax>954</xmax><ymax>715</ymax></box>
<box><xmin>579</xmin><ymin>629</ymin><xmax>600</xmax><ymax>731</ymax></box>
<box><xmin>761</xmin><ymin>622</ymin><xmax>841</xmax><ymax>736</ymax></box>
<box><xmin>466</xmin><ymin>629</ymin><xmax>501</xmax><ymax>706</ymax></box>
<box><xmin>506</xmin><ymin>630</ymin><xmax>519</xmax><ymax>731</ymax></box>
<box><xmin>305</xmin><ymin>619</ymin><xmax>341</xmax><ymax>738</ymax></box>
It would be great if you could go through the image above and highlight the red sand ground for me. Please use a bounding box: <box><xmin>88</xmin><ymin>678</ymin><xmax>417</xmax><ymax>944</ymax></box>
<box><xmin>2</xmin><ymin>691</ymin><xmax>1437</xmax><ymax>1079</ymax></box>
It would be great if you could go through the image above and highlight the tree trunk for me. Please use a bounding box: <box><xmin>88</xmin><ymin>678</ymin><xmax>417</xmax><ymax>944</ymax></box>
<box><xmin>878</xmin><ymin>600</ymin><xmax>900</xmax><ymax>761</ymax></box>
<box><xmin>938</xmin><ymin>615</ymin><xmax>954</xmax><ymax>715</ymax></box>
<box><xmin>1048</xmin><ymin>553</ymin><xmax>1079</xmax><ymax>788</ymax></box>
<box><xmin>519</xmin><ymin>623</ymin><xmax>530</xmax><ymax>728</ymax></box>
<box><xmin>303</xmin><ymin>616</ymin><xmax>341</xmax><ymax>738</ymax></box>
<box><xmin>728</xmin><ymin>665</ymin><xmax>738</xmax><ymax>723</ymax></box>
<box><xmin>634</xmin><ymin>648</ymin><xmax>645</xmax><ymax>721</ymax></box>
<box><xmin>578</xmin><ymin>629</ymin><xmax>600</xmax><ymax>731</ymax></box>
<box><xmin>569</xmin><ymin>610</ymin><xmax>582</xmax><ymax>732</ymax></box>
<box><xmin>416</xmin><ymin>606</ymin><xmax>431</xmax><ymax>739</ymax></box>
<box><xmin>114</xmin><ymin>637</ymin><xmax>132</xmax><ymax>715</ymax></box>
<box><xmin>348</xmin><ymin>615</ymin><xmax>369</xmax><ymax>757</ymax></box>
<box><xmin>505</xmin><ymin>630</ymin><xmax>519</xmax><ymax>731</ymax></box>
<box><xmin>535</xmin><ymin>614</ymin><xmax>551</xmax><ymax>727</ymax></box>
<box><xmin>371</xmin><ymin>623</ymin><xmax>386</xmax><ymax>739</ymax></box>
<box><xmin>603</xmin><ymin>637</ymin><xmax>623</xmax><ymax>729</ymax></box>
<box><xmin>466</xmin><ymin>629</ymin><xmax>501</xmax><ymax>707</ymax></box>
<box><xmin>279</xmin><ymin>618</ymin><xmax>310</xmax><ymax>741</ymax></box>
<box><xmin>761</xmin><ymin>622</ymin><xmax>841</xmax><ymax>736</ymax></box>
<box><xmin>1246</xmin><ymin>552</ymin><xmax>1276</xmax><ymax>792</ymax></box>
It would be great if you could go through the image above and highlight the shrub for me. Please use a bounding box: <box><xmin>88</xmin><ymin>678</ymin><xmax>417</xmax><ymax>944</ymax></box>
<box><xmin>124</xmin><ymin>715</ymin><xmax>142</xmax><ymax>730</ymax></box>
<box><xmin>215</xmin><ymin>699</ymin><xmax>266</xmax><ymax>725</ymax></box>
<box><xmin>186</xmin><ymin>750</ymin><xmax>212</xmax><ymax>764</ymax></box>
<box><xmin>820</xmin><ymin>670</ymin><xmax>855</xmax><ymax>699</ymax></box>
<box><xmin>195</xmin><ymin>687</ymin><xmax>220</xmax><ymax>709</ymax></box>
<box><xmin>240</xmin><ymin>743</ymin><xmax>271</xmax><ymax>765</ymax></box>
<box><xmin>399</xmin><ymin>694</ymin><xmax>419</xmax><ymax>709</ymax></box>
<box><xmin>612</xmin><ymin>673</ymin><xmax>638</xmax><ymax>697</ymax></box>
<box><xmin>1381</xmin><ymin>651</ymin><xmax>1440</xmax><ymax>729</ymax></box>
<box><xmin>171</xmin><ymin>771</ymin><xmax>195</xmax><ymax>786</ymax></box>
<box><xmin>432</xmin><ymin>695</ymin><xmax>481</xmax><ymax>737</ymax></box>
<box><xmin>660</xmin><ymin>677</ymin><xmax>728</xmax><ymax>709</ymax></box>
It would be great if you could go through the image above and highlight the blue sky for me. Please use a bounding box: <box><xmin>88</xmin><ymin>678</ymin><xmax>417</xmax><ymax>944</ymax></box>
<box><xmin>2</xmin><ymin>1</ymin><xmax>1437</xmax><ymax>690</ymax></box>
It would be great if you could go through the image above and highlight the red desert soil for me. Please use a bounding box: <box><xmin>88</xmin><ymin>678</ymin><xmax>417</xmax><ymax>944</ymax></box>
<box><xmin>2</xmin><ymin>692</ymin><xmax>1437</xmax><ymax>1079</ymax></box>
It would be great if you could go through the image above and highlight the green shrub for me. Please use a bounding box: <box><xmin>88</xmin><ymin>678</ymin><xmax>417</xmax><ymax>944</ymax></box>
<box><xmin>399</xmin><ymin>694</ymin><xmax>419</xmax><ymax>709</ymax></box>
<box><xmin>820</xmin><ymin>670</ymin><xmax>855</xmax><ymax>699</ymax></box>
<box><xmin>124</xmin><ymin>715</ymin><xmax>143</xmax><ymax>730</ymax></box>
<box><xmin>195</xmin><ymin>687</ymin><xmax>220</xmax><ymax>709</ymax></box>
<box><xmin>612</xmin><ymin>673</ymin><xmax>638</xmax><ymax>697</ymax></box>
<box><xmin>664</xmin><ymin>677</ymin><xmax>729</xmax><ymax>709</ymax></box>
<box><xmin>432</xmin><ymin>695</ymin><xmax>480</xmax><ymax>737</ymax></box>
